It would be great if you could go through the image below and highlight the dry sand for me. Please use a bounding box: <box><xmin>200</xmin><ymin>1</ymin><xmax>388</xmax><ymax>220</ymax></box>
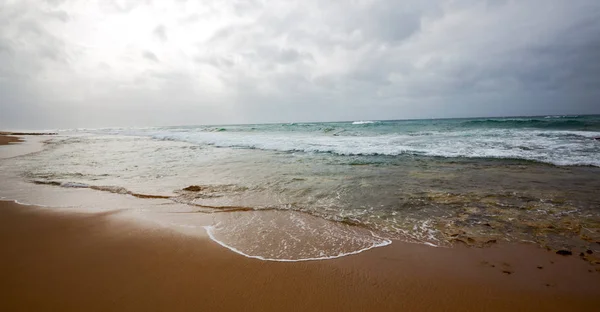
<box><xmin>1</xmin><ymin>200</ymin><xmax>599</xmax><ymax>312</ymax></box>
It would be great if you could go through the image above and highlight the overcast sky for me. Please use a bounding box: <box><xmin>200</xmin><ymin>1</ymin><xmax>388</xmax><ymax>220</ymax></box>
<box><xmin>1</xmin><ymin>0</ymin><xmax>599</xmax><ymax>129</ymax></box>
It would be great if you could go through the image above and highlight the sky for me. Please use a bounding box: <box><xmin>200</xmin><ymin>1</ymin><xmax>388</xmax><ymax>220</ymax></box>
<box><xmin>0</xmin><ymin>0</ymin><xmax>599</xmax><ymax>129</ymax></box>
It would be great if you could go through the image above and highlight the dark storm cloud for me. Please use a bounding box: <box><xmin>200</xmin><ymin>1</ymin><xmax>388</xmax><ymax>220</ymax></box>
<box><xmin>1</xmin><ymin>0</ymin><xmax>599</xmax><ymax>129</ymax></box>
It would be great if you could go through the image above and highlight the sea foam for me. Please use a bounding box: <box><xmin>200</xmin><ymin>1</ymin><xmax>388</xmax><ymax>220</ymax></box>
<box><xmin>134</xmin><ymin>128</ymin><xmax>600</xmax><ymax>167</ymax></box>
<box><xmin>352</xmin><ymin>120</ymin><xmax>377</xmax><ymax>125</ymax></box>
<box><xmin>203</xmin><ymin>210</ymin><xmax>392</xmax><ymax>262</ymax></box>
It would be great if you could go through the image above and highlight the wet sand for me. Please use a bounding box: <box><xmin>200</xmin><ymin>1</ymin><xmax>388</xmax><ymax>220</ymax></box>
<box><xmin>1</xmin><ymin>200</ymin><xmax>599</xmax><ymax>311</ymax></box>
<box><xmin>0</xmin><ymin>134</ymin><xmax>22</xmax><ymax>145</ymax></box>
<box><xmin>0</xmin><ymin>134</ymin><xmax>49</xmax><ymax>159</ymax></box>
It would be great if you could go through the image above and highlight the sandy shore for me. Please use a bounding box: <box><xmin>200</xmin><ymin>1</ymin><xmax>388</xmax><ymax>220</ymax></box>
<box><xmin>0</xmin><ymin>134</ymin><xmax>49</xmax><ymax>159</ymax></box>
<box><xmin>0</xmin><ymin>134</ymin><xmax>22</xmax><ymax>145</ymax></box>
<box><xmin>1</xmin><ymin>200</ymin><xmax>599</xmax><ymax>311</ymax></box>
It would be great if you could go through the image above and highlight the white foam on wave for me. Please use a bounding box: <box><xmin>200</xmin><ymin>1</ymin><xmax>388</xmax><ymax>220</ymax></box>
<box><xmin>61</xmin><ymin>182</ymin><xmax>90</xmax><ymax>188</ymax></box>
<box><xmin>204</xmin><ymin>225</ymin><xmax>391</xmax><ymax>262</ymax></box>
<box><xmin>4</xmin><ymin>198</ymin><xmax>53</xmax><ymax>208</ymax></box>
<box><xmin>14</xmin><ymin>199</ymin><xmax>49</xmax><ymax>207</ymax></box>
<box><xmin>203</xmin><ymin>210</ymin><xmax>392</xmax><ymax>262</ymax></box>
<box><xmin>544</xmin><ymin>115</ymin><xmax>578</xmax><ymax>119</ymax></box>
<box><xmin>137</xmin><ymin>128</ymin><xmax>600</xmax><ymax>167</ymax></box>
<box><xmin>352</xmin><ymin>120</ymin><xmax>376</xmax><ymax>125</ymax></box>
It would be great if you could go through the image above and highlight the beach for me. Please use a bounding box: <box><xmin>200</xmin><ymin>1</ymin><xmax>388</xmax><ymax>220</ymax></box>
<box><xmin>1</xmin><ymin>134</ymin><xmax>600</xmax><ymax>311</ymax></box>
<box><xmin>2</xmin><ymin>200</ymin><xmax>600</xmax><ymax>311</ymax></box>
<box><xmin>0</xmin><ymin>134</ymin><xmax>22</xmax><ymax>145</ymax></box>
<box><xmin>2</xmin><ymin>0</ymin><xmax>599</xmax><ymax>309</ymax></box>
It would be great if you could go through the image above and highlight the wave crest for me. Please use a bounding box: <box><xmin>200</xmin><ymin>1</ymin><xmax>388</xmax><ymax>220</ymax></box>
<box><xmin>352</xmin><ymin>120</ymin><xmax>377</xmax><ymax>125</ymax></box>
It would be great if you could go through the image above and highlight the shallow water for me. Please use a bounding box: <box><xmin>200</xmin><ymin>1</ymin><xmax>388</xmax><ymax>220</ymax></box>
<box><xmin>1</xmin><ymin>116</ymin><xmax>600</xmax><ymax>260</ymax></box>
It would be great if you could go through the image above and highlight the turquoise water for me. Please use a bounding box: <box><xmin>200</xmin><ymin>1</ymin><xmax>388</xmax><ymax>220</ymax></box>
<box><xmin>165</xmin><ymin>115</ymin><xmax>600</xmax><ymax>133</ymax></box>
<box><xmin>97</xmin><ymin>115</ymin><xmax>600</xmax><ymax>167</ymax></box>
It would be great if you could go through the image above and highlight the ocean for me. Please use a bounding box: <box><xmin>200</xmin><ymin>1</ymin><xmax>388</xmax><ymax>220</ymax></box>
<box><xmin>1</xmin><ymin>115</ymin><xmax>599</xmax><ymax>261</ymax></box>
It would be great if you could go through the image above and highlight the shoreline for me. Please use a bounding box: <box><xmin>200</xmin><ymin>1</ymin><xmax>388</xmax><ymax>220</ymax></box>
<box><xmin>1</xmin><ymin>200</ymin><xmax>599</xmax><ymax>311</ymax></box>
<box><xmin>203</xmin><ymin>223</ymin><xmax>393</xmax><ymax>262</ymax></box>
<box><xmin>0</xmin><ymin>134</ymin><xmax>47</xmax><ymax>159</ymax></box>
<box><xmin>0</xmin><ymin>134</ymin><xmax>23</xmax><ymax>145</ymax></box>
<box><xmin>1</xmin><ymin>134</ymin><xmax>600</xmax><ymax>310</ymax></box>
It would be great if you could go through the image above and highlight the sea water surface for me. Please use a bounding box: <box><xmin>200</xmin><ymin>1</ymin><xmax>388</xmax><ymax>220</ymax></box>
<box><xmin>1</xmin><ymin>115</ymin><xmax>600</xmax><ymax>260</ymax></box>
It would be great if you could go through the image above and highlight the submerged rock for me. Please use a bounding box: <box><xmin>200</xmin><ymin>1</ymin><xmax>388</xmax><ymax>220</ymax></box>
<box><xmin>556</xmin><ymin>250</ymin><xmax>573</xmax><ymax>256</ymax></box>
<box><xmin>183</xmin><ymin>185</ymin><xmax>203</xmax><ymax>192</ymax></box>
<box><xmin>32</xmin><ymin>180</ymin><xmax>61</xmax><ymax>186</ymax></box>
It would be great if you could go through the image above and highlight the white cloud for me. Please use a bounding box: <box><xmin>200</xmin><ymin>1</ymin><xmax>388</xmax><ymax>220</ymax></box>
<box><xmin>0</xmin><ymin>0</ymin><xmax>599</xmax><ymax>129</ymax></box>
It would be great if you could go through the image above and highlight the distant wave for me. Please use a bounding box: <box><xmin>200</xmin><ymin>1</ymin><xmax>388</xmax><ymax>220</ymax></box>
<box><xmin>461</xmin><ymin>118</ymin><xmax>599</xmax><ymax>131</ymax></box>
<box><xmin>544</xmin><ymin>115</ymin><xmax>580</xmax><ymax>119</ymax></box>
<box><xmin>352</xmin><ymin>121</ymin><xmax>377</xmax><ymax>125</ymax></box>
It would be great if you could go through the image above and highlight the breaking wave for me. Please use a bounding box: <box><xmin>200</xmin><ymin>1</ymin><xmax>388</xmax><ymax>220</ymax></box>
<box><xmin>141</xmin><ymin>129</ymin><xmax>600</xmax><ymax>167</ymax></box>
<box><xmin>352</xmin><ymin>120</ymin><xmax>377</xmax><ymax>125</ymax></box>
